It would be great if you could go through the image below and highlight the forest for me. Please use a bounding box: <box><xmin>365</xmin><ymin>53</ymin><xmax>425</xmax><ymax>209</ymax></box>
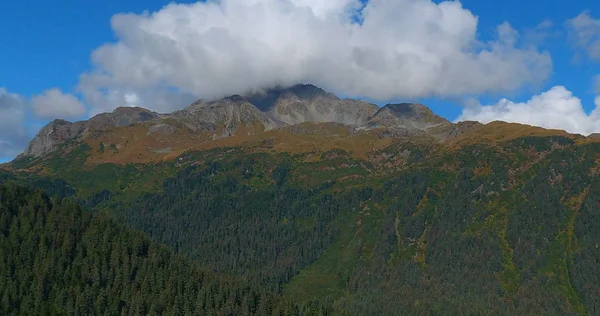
<box><xmin>0</xmin><ymin>184</ymin><xmax>330</xmax><ymax>315</ymax></box>
<box><xmin>1</xmin><ymin>135</ymin><xmax>600</xmax><ymax>315</ymax></box>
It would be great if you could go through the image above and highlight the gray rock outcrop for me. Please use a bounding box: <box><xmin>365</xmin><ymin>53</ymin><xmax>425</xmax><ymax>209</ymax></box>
<box><xmin>20</xmin><ymin>84</ymin><xmax>461</xmax><ymax>159</ymax></box>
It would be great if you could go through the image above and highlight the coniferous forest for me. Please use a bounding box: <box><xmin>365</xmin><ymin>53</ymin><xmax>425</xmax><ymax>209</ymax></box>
<box><xmin>0</xmin><ymin>184</ymin><xmax>330</xmax><ymax>315</ymax></box>
<box><xmin>2</xmin><ymin>135</ymin><xmax>600</xmax><ymax>315</ymax></box>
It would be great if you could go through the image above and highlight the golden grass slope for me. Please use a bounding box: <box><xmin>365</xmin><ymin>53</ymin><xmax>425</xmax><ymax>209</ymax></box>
<box><xmin>55</xmin><ymin>119</ymin><xmax>600</xmax><ymax>167</ymax></box>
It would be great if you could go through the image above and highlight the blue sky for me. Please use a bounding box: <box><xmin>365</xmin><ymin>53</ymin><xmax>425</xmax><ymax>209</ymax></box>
<box><xmin>2</xmin><ymin>0</ymin><xmax>600</xmax><ymax>162</ymax></box>
<box><xmin>422</xmin><ymin>0</ymin><xmax>600</xmax><ymax>116</ymax></box>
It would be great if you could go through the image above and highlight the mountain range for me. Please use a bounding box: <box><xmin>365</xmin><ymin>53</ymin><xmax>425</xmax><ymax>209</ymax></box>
<box><xmin>2</xmin><ymin>84</ymin><xmax>600</xmax><ymax>315</ymax></box>
<box><xmin>18</xmin><ymin>84</ymin><xmax>478</xmax><ymax>162</ymax></box>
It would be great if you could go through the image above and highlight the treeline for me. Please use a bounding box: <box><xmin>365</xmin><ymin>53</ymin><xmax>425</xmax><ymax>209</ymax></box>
<box><xmin>0</xmin><ymin>184</ymin><xmax>331</xmax><ymax>315</ymax></box>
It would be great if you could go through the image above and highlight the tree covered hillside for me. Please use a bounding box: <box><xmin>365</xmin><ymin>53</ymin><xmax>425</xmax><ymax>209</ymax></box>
<box><xmin>4</xmin><ymin>125</ymin><xmax>600</xmax><ymax>315</ymax></box>
<box><xmin>0</xmin><ymin>184</ymin><xmax>330</xmax><ymax>315</ymax></box>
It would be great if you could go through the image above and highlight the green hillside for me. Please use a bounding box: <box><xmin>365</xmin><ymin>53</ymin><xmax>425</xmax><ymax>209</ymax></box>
<box><xmin>0</xmin><ymin>184</ymin><xmax>331</xmax><ymax>315</ymax></box>
<box><xmin>3</xmin><ymin>128</ymin><xmax>600</xmax><ymax>315</ymax></box>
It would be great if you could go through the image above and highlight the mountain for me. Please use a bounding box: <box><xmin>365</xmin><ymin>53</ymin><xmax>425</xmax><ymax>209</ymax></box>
<box><xmin>0</xmin><ymin>183</ymin><xmax>325</xmax><ymax>315</ymax></box>
<box><xmin>18</xmin><ymin>84</ymin><xmax>451</xmax><ymax>162</ymax></box>
<box><xmin>22</xmin><ymin>107</ymin><xmax>161</xmax><ymax>158</ymax></box>
<box><xmin>173</xmin><ymin>95</ymin><xmax>279</xmax><ymax>136</ymax></box>
<box><xmin>248</xmin><ymin>84</ymin><xmax>379</xmax><ymax>126</ymax></box>
<box><xmin>364</xmin><ymin>103</ymin><xmax>450</xmax><ymax>130</ymax></box>
<box><xmin>4</xmin><ymin>83</ymin><xmax>600</xmax><ymax>315</ymax></box>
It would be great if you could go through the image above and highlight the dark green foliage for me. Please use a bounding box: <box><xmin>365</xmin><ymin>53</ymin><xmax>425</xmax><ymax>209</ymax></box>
<box><xmin>81</xmin><ymin>189</ymin><xmax>113</xmax><ymax>208</ymax></box>
<box><xmin>7</xmin><ymin>156</ymin><xmax>37</xmax><ymax>170</ymax></box>
<box><xmin>6</xmin><ymin>135</ymin><xmax>600</xmax><ymax>315</ymax></box>
<box><xmin>0</xmin><ymin>170</ymin><xmax>15</xmax><ymax>182</ymax></box>
<box><xmin>27</xmin><ymin>177</ymin><xmax>76</xmax><ymax>199</ymax></box>
<box><xmin>509</xmin><ymin>136</ymin><xmax>575</xmax><ymax>152</ymax></box>
<box><xmin>115</xmin><ymin>156</ymin><xmax>369</xmax><ymax>292</ymax></box>
<box><xmin>0</xmin><ymin>184</ymin><xmax>329</xmax><ymax>315</ymax></box>
<box><xmin>571</xmin><ymin>180</ymin><xmax>600</xmax><ymax>315</ymax></box>
<box><xmin>45</xmin><ymin>143</ymin><xmax>91</xmax><ymax>171</ymax></box>
<box><xmin>0</xmin><ymin>171</ymin><xmax>76</xmax><ymax>199</ymax></box>
<box><xmin>109</xmin><ymin>143</ymin><xmax>118</xmax><ymax>153</ymax></box>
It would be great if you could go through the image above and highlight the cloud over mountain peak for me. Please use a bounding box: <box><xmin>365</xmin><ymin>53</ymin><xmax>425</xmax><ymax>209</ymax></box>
<box><xmin>79</xmin><ymin>0</ymin><xmax>552</xmax><ymax>114</ymax></box>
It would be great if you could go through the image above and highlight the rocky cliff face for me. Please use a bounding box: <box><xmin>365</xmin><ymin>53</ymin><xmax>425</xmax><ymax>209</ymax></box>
<box><xmin>364</xmin><ymin>103</ymin><xmax>450</xmax><ymax>130</ymax></box>
<box><xmin>249</xmin><ymin>84</ymin><xmax>379</xmax><ymax>126</ymax></box>
<box><xmin>22</xmin><ymin>120</ymin><xmax>85</xmax><ymax>158</ymax></box>
<box><xmin>174</xmin><ymin>95</ymin><xmax>278</xmax><ymax>137</ymax></box>
<box><xmin>85</xmin><ymin>107</ymin><xmax>160</xmax><ymax>131</ymax></box>
<box><xmin>20</xmin><ymin>84</ymin><xmax>463</xmax><ymax>159</ymax></box>
<box><xmin>22</xmin><ymin>107</ymin><xmax>162</xmax><ymax>158</ymax></box>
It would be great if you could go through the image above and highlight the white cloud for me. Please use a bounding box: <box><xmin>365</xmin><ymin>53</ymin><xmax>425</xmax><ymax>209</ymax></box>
<box><xmin>457</xmin><ymin>86</ymin><xmax>600</xmax><ymax>135</ymax></box>
<box><xmin>78</xmin><ymin>74</ymin><xmax>197</xmax><ymax>115</ymax></box>
<box><xmin>566</xmin><ymin>11</ymin><xmax>600</xmax><ymax>62</ymax></box>
<box><xmin>0</xmin><ymin>88</ymin><xmax>29</xmax><ymax>158</ymax></box>
<box><xmin>31</xmin><ymin>88</ymin><xmax>86</xmax><ymax>119</ymax></box>
<box><xmin>78</xmin><ymin>0</ymin><xmax>552</xmax><ymax>113</ymax></box>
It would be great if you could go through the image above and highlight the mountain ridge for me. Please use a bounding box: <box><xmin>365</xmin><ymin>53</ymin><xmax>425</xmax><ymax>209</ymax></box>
<box><xmin>16</xmin><ymin>84</ymin><xmax>594</xmax><ymax>164</ymax></box>
<box><xmin>5</xmin><ymin>86</ymin><xmax>600</xmax><ymax>315</ymax></box>
<box><xmin>19</xmin><ymin>84</ymin><xmax>450</xmax><ymax>159</ymax></box>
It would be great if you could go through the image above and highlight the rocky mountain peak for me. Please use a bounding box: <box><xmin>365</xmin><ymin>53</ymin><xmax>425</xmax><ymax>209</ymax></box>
<box><xmin>246</xmin><ymin>83</ymin><xmax>337</xmax><ymax>111</ymax></box>
<box><xmin>84</xmin><ymin>107</ymin><xmax>161</xmax><ymax>134</ymax></box>
<box><xmin>284</xmin><ymin>84</ymin><xmax>337</xmax><ymax>101</ymax></box>
<box><xmin>222</xmin><ymin>94</ymin><xmax>246</xmax><ymax>103</ymax></box>
<box><xmin>364</xmin><ymin>103</ymin><xmax>450</xmax><ymax>132</ymax></box>
<box><xmin>19</xmin><ymin>84</ymin><xmax>461</xmax><ymax>160</ymax></box>
<box><xmin>173</xmin><ymin>95</ymin><xmax>279</xmax><ymax>137</ymax></box>
<box><xmin>21</xmin><ymin>119</ymin><xmax>84</xmax><ymax>158</ymax></box>
<box><xmin>381</xmin><ymin>103</ymin><xmax>445</xmax><ymax>122</ymax></box>
<box><xmin>244</xmin><ymin>84</ymin><xmax>376</xmax><ymax>126</ymax></box>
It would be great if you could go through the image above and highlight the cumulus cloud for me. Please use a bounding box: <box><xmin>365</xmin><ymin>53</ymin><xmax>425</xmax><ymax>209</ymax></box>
<box><xmin>31</xmin><ymin>88</ymin><xmax>86</xmax><ymax>119</ymax></box>
<box><xmin>457</xmin><ymin>86</ymin><xmax>600</xmax><ymax>135</ymax></box>
<box><xmin>566</xmin><ymin>11</ymin><xmax>600</xmax><ymax>62</ymax></box>
<box><xmin>0</xmin><ymin>88</ymin><xmax>29</xmax><ymax>158</ymax></box>
<box><xmin>78</xmin><ymin>0</ymin><xmax>552</xmax><ymax>113</ymax></box>
<box><xmin>79</xmin><ymin>73</ymin><xmax>196</xmax><ymax>115</ymax></box>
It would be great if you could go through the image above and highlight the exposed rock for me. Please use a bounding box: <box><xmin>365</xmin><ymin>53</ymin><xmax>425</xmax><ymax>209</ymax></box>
<box><xmin>149</xmin><ymin>147</ymin><xmax>173</xmax><ymax>154</ymax></box>
<box><xmin>20</xmin><ymin>84</ymin><xmax>474</xmax><ymax>159</ymax></box>
<box><xmin>588</xmin><ymin>133</ymin><xmax>600</xmax><ymax>139</ymax></box>
<box><xmin>441</xmin><ymin>121</ymin><xmax>484</xmax><ymax>140</ymax></box>
<box><xmin>363</xmin><ymin>103</ymin><xmax>452</xmax><ymax>135</ymax></box>
<box><xmin>147</xmin><ymin>124</ymin><xmax>175</xmax><ymax>136</ymax></box>
<box><xmin>21</xmin><ymin>120</ymin><xmax>85</xmax><ymax>158</ymax></box>
<box><xmin>175</xmin><ymin>96</ymin><xmax>278</xmax><ymax>137</ymax></box>
<box><xmin>86</xmin><ymin>107</ymin><xmax>160</xmax><ymax>132</ymax></box>
<box><xmin>22</xmin><ymin>107</ymin><xmax>162</xmax><ymax>158</ymax></box>
<box><xmin>377</xmin><ymin>128</ymin><xmax>427</xmax><ymax>139</ymax></box>
<box><xmin>249</xmin><ymin>84</ymin><xmax>379</xmax><ymax>126</ymax></box>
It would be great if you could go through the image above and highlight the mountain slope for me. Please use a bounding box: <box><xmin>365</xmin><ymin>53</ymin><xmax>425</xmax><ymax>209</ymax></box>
<box><xmin>0</xmin><ymin>184</ymin><xmax>329</xmax><ymax>315</ymax></box>
<box><xmin>173</xmin><ymin>95</ymin><xmax>279</xmax><ymax>136</ymax></box>
<box><xmin>365</xmin><ymin>103</ymin><xmax>450</xmax><ymax>130</ymax></box>
<box><xmin>6</xmin><ymin>83</ymin><xmax>600</xmax><ymax>315</ymax></box>
<box><xmin>6</xmin><ymin>131</ymin><xmax>600</xmax><ymax>315</ymax></box>
<box><xmin>22</xmin><ymin>107</ymin><xmax>161</xmax><ymax>158</ymax></box>
<box><xmin>249</xmin><ymin>84</ymin><xmax>379</xmax><ymax>126</ymax></box>
<box><xmin>16</xmin><ymin>84</ymin><xmax>466</xmax><ymax>164</ymax></box>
